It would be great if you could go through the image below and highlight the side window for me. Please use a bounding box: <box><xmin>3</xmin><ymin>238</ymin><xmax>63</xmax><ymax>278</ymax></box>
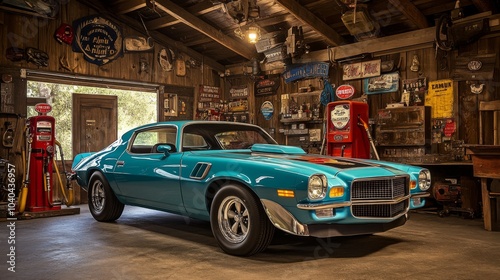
<box><xmin>182</xmin><ymin>133</ymin><xmax>208</xmax><ymax>151</ymax></box>
<box><xmin>130</xmin><ymin>127</ymin><xmax>177</xmax><ymax>153</ymax></box>
<box><xmin>133</xmin><ymin>131</ymin><xmax>159</xmax><ymax>146</ymax></box>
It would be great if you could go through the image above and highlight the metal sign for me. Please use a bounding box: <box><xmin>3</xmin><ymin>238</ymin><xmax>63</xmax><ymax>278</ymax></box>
<box><xmin>230</xmin><ymin>86</ymin><xmax>249</xmax><ymax>98</ymax></box>
<box><xmin>342</xmin><ymin>59</ymin><xmax>381</xmax><ymax>81</ymax></box>
<box><xmin>73</xmin><ymin>15</ymin><xmax>123</xmax><ymax>65</ymax></box>
<box><xmin>260</xmin><ymin>101</ymin><xmax>274</xmax><ymax>120</ymax></box>
<box><xmin>255</xmin><ymin>76</ymin><xmax>280</xmax><ymax>96</ymax></box>
<box><xmin>35</xmin><ymin>103</ymin><xmax>52</xmax><ymax>114</ymax></box>
<box><xmin>199</xmin><ymin>85</ymin><xmax>221</xmax><ymax>102</ymax></box>
<box><xmin>336</xmin><ymin>84</ymin><xmax>355</xmax><ymax>99</ymax></box>
<box><xmin>282</xmin><ymin>62</ymin><xmax>329</xmax><ymax>83</ymax></box>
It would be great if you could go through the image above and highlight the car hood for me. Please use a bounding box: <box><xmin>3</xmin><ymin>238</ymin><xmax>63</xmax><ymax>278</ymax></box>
<box><xmin>189</xmin><ymin>144</ymin><xmax>407</xmax><ymax>179</ymax></box>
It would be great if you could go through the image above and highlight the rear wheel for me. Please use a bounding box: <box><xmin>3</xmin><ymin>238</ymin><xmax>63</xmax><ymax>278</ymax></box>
<box><xmin>88</xmin><ymin>172</ymin><xmax>124</xmax><ymax>222</ymax></box>
<box><xmin>210</xmin><ymin>183</ymin><xmax>275</xmax><ymax>256</ymax></box>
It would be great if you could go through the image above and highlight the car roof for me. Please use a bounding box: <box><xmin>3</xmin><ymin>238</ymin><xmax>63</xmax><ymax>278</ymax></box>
<box><xmin>121</xmin><ymin>120</ymin><xmax>263</xmax><ymax>139</ymax></box>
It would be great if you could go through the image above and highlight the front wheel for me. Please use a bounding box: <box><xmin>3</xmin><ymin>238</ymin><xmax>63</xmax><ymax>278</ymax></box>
<box><xmin>210</xmin><ymin>184</ymin><xmax>275</xmax><ymax>256</ymax></box>
<box><xmin>88</xmin><ymin>172</ymin><xmax>124</xmax><ymax>222</ymax></box>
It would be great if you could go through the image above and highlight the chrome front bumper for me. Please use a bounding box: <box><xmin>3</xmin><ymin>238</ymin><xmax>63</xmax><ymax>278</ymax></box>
<box><xmin>260</xmin><ymin>199</ymin><xmax>409</xmax><ymax>238</ymax></box>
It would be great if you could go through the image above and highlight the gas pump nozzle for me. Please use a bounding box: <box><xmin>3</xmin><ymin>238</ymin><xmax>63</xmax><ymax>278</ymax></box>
<box><xmin>357</xmin><ymin>115</ymin><xmax>380</xmax><ymax>160</ymax></box>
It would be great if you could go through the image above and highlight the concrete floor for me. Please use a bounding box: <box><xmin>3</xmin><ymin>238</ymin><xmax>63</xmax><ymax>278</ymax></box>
<box><xmin>2</xmin><ymin>205</ymin><xmax>500</xmax><ymax>280</ymax></box>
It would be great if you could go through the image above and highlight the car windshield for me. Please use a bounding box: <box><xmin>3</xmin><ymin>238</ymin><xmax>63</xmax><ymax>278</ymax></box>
<box><xmin>182</xmin><ymin>122</ymin><xmax>276</xmax><ymax>151</ymax></box>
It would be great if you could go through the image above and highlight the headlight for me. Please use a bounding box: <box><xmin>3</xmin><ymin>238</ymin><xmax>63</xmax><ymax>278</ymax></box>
<box><xmin>308</xmin><ymin>174</ymin><xmax>327</xmax><ymax>200</ymax></box>
<box><xmin>418</xmin><ymin>169</ymin><xmax>431</xmax><ymax>191</ymax></box>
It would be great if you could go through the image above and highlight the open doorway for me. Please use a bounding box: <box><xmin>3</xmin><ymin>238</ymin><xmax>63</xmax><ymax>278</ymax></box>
<box><xmin>27</xmin><ymin>81</ymin><xmax>158</xmax><ymax>159</ymax></box>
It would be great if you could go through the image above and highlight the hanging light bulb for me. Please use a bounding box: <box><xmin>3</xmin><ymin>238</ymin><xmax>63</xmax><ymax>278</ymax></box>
<box><xmin>247</xmin><ymin>26</ymin><xmax>260</xmax><ymax>44</ymax></box>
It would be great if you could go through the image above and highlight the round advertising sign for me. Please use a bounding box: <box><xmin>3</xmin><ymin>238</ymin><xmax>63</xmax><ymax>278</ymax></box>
<box><xmin>35</xmin><ymin>103</ymin><xmax>52</xmax><ymax>114</ymax></box>
<box><xmin>336</xmin><ymin>84</ymin><xmax>355</xmax><ymax>99</ymax></box>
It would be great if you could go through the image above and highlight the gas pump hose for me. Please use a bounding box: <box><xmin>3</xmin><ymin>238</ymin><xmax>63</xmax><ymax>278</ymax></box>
<box><xmin>18</xmin><ymin>126</ymin><xmax>31</xmax><ymax>214</ymax></box>
<box><xmin>53</xmin><ymin>156</ymin><xmax>73</xmax><ymax>206</ymax></box>
<box><xmin>18</xmin><ymin>149</ymin><xmax>29</xmax><ymax>214</ymax></box>
<box><xmin>54</xmin><ymin>140</ymin><xmax>73</xmax><ymax>206</ymax></box>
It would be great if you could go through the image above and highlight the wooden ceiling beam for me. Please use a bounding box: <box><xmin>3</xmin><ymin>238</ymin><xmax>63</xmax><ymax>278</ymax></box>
<box><xmin>184</xmin><ymin>36</ymin><xmax>213</xmax><ymax>47</ymax></box>
<box><xmin>76</xmin><ymin>0</ymin><xmax>224</xmax><ymax>71</ymax></box>
<box><xmin>387</xmin><ymin>0</ymin><xmax>429</xmax><ymax>29</ymax></box>
<box><xmin>146</xmin><ymin>2</ymin><xmax>222</xmax><ymax>31</ymax></box>
<box><xmin>255</xmin><ymin>13</ymin><xmax>294</xmax><ymax>27</ymax></box>
<box><xmin>274</xmin><ymin>0</ymin><xmax>346</xmax><ymax>46</ymax></box>
<box><xmin>471</xmin><ymin>0</ymin><xmax>495</xmax><ymax>12</ymax></box>
<box><xmin>147</xmin><ymin>15</ymin><xmax>180</xmax><ymax>30</ymax></box>
<box><xmin>114</xmin><ymin>0</ymin><xmax>147</xmax><ymax>15</ymax></box>
<box><xmin>149</xmin><ymin>0</ymin><xmax>256</xmax><ymax>60</ymax></box>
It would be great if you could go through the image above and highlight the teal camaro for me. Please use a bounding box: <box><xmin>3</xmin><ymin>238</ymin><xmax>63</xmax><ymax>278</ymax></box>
<box><xmin>71</xmin><ymin>120</ymin><xmax>431</xmax><ymax>256</ymax></box>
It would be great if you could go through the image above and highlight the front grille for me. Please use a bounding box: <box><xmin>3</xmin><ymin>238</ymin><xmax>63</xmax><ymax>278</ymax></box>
<box><xmin>351</xmin><ymin>176</ymin><xmax>408</xmax><ymax>200</ymax></box>
<box><xmin>352</xmin><ymin>200</ymin><xmax>408</xmax><ymax>218</ymax></box>
<box><xmin>350</xmin><ymin>176</ymin><xmax>409</xmax><ymax>218</ymax></box>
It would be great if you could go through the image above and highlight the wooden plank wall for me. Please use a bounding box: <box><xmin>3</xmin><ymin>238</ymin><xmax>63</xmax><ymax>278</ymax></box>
<box><xmin>0</xmin><ymin>0</ymin><xmax>221</xmax><ymax>118</ymax></box>
<box><xmin>247</xmin><ymin>34</ymin><xmax>500</xmax><ymax>148</ymax></box>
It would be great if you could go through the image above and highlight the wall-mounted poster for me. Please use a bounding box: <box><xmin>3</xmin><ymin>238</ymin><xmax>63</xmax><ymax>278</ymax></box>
<box><xmin>342</xmin><ymin>59</ymin><xmax>381</xmax><ymax>81</ymax></box>
<box><xmin>426</xmin><ymin>79</ymin><xmax>454</xmax><ymax>118</ymax></box>
<box><xmin>363</xmin><ymin>72</ymin><xmax>400</xmax><ymax>94</ymax></box>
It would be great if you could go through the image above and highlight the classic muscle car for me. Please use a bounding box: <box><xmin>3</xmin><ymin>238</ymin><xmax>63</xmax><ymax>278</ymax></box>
<box><xmin>72</xmin><ymin>120</ymin><xmax>431</xmax><ymax>256</ymax></box>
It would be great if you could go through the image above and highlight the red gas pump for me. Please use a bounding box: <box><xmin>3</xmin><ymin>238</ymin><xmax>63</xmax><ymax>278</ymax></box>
<box><xmin>25</xmin><ymin>103</ymin><xmax>60</xmax><ymax>212</ymax></box>
<box><xmin>326</xmin><ymin>100</ymin><xmax>371</xmax><ymax>159</ymax></box>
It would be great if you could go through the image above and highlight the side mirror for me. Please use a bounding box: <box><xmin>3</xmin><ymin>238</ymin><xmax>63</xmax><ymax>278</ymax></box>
<box><xmin>156</xmin><ymin>144</ymin><xmax>172</xmax><ymax>157</ymax></box>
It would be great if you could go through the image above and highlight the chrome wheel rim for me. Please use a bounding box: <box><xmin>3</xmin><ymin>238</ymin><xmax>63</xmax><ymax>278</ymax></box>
<box><xmin>218</xmin><ymin>196</ymin><xmax>250</xmax><ymax>243</ymax></box>
<box><xmin>90</xmin><ymin>180</ymin><xmax>105</xmax><ymax>214</ymax></box>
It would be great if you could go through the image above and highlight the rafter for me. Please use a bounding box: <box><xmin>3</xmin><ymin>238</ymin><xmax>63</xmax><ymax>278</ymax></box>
<box><xmin>274</xmin><ymin>0</ymin><xmax>346</xmax><ymax>46</ymax></box>
<box><xmin>114</xmin><ymin>0</ymin><xmax>147</xmax><ymax>15</ymax></box>
<box><xmin>146</xmin><ymin>2</ymin><xmax>222</xmax><ymax>31</ymax></box>
<box><xmin>149</xmin><ymin>0</ymin><xmax>256</xmax><ymax>60</ymax></box>
<box><xmin>387</xmin><ymin>0</ymin><xmax>429</xmax><ymax>29</ymax></box>
<box><xmin>147</xmin><ymin>14</ymin><xmax>180</xmax><ymax>30</ymax></box>
<box><xmin>471</xmin><ymin>0</ymin><xmax>495</xmax><ymax>13</ymax></box>
<box><xmin>75</xmin><ymin>0</ymin><xmax>224</xmax><ymax>71</ymax></box>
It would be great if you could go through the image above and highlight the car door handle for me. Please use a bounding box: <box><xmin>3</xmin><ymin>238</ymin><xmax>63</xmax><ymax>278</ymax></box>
<box><xmin>116</xmin><ymin>160</ymin><xmax>125</xmax><ymax>167</ymax></box>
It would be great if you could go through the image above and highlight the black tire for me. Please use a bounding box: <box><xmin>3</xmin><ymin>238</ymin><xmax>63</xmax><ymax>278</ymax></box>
<box><xmin>88</xmin><ymin>172</ymin><xmax>124</xmax><ymax>222</ymax></box>
<box><xmin>210</xmin><ymin>184</ymin><xmax>275</xmax><ymax>256</ymax></box>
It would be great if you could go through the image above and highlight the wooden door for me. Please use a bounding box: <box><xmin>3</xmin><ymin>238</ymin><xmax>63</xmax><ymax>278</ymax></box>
<box><xmin>72</xmin><ymin>94</ymin><xmax>118</xmax><ymax>204</ymax></box>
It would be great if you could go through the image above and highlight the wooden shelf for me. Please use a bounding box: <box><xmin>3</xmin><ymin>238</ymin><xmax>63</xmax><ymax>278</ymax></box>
<box><xmin>287</xmin><ymin>90</ymin><xmax>322</xmax><ymax>97</ymax></box>
<box><xmin>280</xmin><ymin>117</ymin><xmax>323</xmax><ymax>124</ymax></box>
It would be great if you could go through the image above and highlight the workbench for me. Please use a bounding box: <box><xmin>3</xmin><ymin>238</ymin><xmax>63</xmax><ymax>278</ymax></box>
<box><xmin>465</xmin><ymin>145</ymin><xmax>500</xmax><ymax>231</ymax></box>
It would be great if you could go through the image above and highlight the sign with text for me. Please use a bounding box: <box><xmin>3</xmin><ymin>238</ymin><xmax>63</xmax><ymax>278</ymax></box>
<box><xmin>199</xmin><ymin>85</ymin><xmax>221</xmax><ymax>103</ymax></box>
<box><xmin>73</xmin><ymin>15</ymin><xmax>123</xmax><ymax>65</ymax></box>
<box><xmin>230</xmin><ymin>86</ymin><xmax>249</xmax><ymax>99</ymax></box>
<box><xmin>282</xmin><ymin>62</ymin><xmax>329</xmax><ymax>83</ymax></box>
<box><xmin>342</xmin><ymin>59</ymin><xmax>381</xmax><ymax>81</ymax></box>
<box><xmin>336</xmin><ymin>84</ymin><xmax>355</xmax><ymax>99</ymax></box>
<box><xmin>35</xmin><ymin>103</ymin><xmax>52</xmax><ymax>114</ymax></box>
<box><xmin>255</xmin><ymin>75</ymin><xmax>280</xmax><ymax>96</ymax></box>
<box><xmin>426</xmin><ymin>79</ymin><xmax>454</xmax><ymax>118</ymax></box>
